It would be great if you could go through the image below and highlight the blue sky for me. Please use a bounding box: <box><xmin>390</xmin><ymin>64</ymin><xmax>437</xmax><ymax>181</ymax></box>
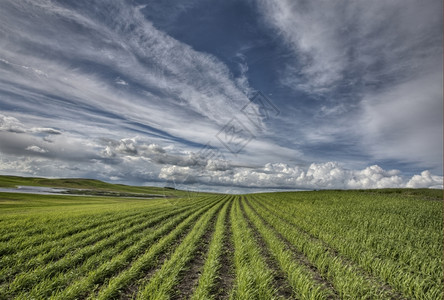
<box><xmin>0</xmin><ymin>0</ymin><xmax>442</xmax><ymax>192</ymax></box>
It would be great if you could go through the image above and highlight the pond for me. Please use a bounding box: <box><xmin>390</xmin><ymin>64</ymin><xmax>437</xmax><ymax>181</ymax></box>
<box><xmin>0</xmin><ymin>185</ymin><xmax>70</xmax><ymax>195</ymax></box>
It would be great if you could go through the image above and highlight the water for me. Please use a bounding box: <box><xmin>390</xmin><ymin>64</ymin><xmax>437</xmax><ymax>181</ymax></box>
<box><xmin>0</xmin><ymin>186</ymin><xmax>69</xmax><ymax>195</ymax></box>
<box><xmin>0</xmin><ymin>186</ymin><xmax>163</xmax><ymax>198</ymax></box>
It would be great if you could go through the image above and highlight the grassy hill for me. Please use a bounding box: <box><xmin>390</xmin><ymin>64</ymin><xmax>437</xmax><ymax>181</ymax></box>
<box><xmin>0</xmin><ymin>175</ymin><xmax>193</xmax><ymax>197</ymax></box>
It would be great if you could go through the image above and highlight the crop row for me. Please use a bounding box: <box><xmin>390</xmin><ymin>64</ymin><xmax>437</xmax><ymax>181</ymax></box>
<box><xmin>253</xmin><ymin>192</ymin><xmax>443</xmax><ymax>299</ymax></box>
<box><xmin>1</xmin><ymin>191</ymin><xmax>441</xmax><ymax>299</ymax></box>
<box><xmin>0</xmin><ymin>195</ymin><xmax>223</xmax><ymax>299</ymax></box>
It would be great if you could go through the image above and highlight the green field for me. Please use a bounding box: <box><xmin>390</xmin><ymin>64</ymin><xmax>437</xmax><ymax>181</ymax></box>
<box><xmin>0</xmin><ymin>176</ymin><xmax>442</xmax><ymax>299</ymax></box>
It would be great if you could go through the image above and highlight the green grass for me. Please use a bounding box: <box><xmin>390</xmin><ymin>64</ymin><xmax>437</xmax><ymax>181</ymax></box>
<box><xmin>242</xmin><ymin>198</ymin><xmax>334</xmax><ymax>299</ymax></box>
<box><xmin>136</xmin><ymin>196</ymin><xmax>227</xmax><ymax>299</ymax></box>
<box><xmin>0</xmin><ymin>176</ymin><xmax>442</xmax><ymax>299</ymax></box>
<box><xmin>191</xmin><ymin>197</ymin><xmax>232</xmax><ymax>300</ymax></box>
<box><xmin>229</xmin><ymin>197</ymin><xmax>277</xmax><ymax>299</ymax></box>
<box><xmin>0</xmin><ymin>175</ymin><xmax>199</xmax><ymax>197</ymax></box>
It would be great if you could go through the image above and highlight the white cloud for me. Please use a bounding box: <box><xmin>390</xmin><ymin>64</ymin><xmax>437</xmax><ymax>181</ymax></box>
<box><xmin>234</xmin><ymin>53</ymin><xmax>254</xmax><ymax>97</ymax></box>
<box><xmin>159</xmin><ymin>165</ymin><xmax>195</xmax><ymax>183</ymax></box>
<box><xmin>115</xmin><ymin>79</ymin><xmax>128</xmax><ymax>86</ymax></box>
<box><xmin>0</xmin><ymin>0</ymin><xmax>296</xmax><ymax>181</ymax></box>
<box><xmin>358</xmin><ymin>71</ymin><xmax>442</xmax><ymax>170</ymax></box>
<box><xmin>0</xmin><ymin>114</ymin><xmax>26</xmax><ymax>133</ymax></box>
<box><xmin>158</xmin><ymin>155</ymin><xmax>441</xmax><ymax>190</ymax></box>
<box><xmin>0</xmin><ymin>0</ymin><xmax>263</xmax><ymax>148</ymax></box>
<box><xmin>255</xmin><ymin>0</ymin><xmax>442</xmax><ymax>173</ymax></box>
<box><xmin>0</xmin><ymin>157</ymin><xmax>42</xmax><ymax>175</ymax></box>
<box><xmin>255</xmin><ymin>0</ymin><xmax>349</xmax><ymax>91</ymax></box>
<box><xmin>0</xmin><ymin>1</ymin><xmax>441</xmax><ymax>192</ymax></box>
<box><xmin>256</xmin><ymin>0</ymin><xmax>442</xmax><ymax>94</ymax></box>
<box><xmin>0</xmin><ymin>114</ymin><xmax>61</xmax><ymax>135</ymax></box>
<box><xmin>100</xmin><ymin>138</ymin><xmax>209</xmax><ymax>168</ymax></box>
<box><xmin>113</xmin><ymin>138</ymin><xmax>138</xmax><ymax>156</ymax></box>
<box><xmin>406</xmin><ymin>171</ymin><xmax>443</xmax><ymax>189</ymax></box>
<box><xmin>25</xmin><ymin>145</ymin><xmax>48</xmax><ymax>153</ymax></box>
<box><xmin>1</xmin><ymin>124</ymin><xmax>441</xmax><ymax>191</ymax></box>
<box><xmin>0</xmin><ymin>116</ymin><xmax>102</xmax><ymax>163</ymax></box>
<box><xmin>31</xmin><ymin>127</ymin><xmax>62</xmax><ymax>135</ymax></box>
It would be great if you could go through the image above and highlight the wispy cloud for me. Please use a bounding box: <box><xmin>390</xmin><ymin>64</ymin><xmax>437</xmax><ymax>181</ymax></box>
<box><xmin>0</xmin><ymin>0</ymin><xmax>441</xmax><ymax>192</ymax></box>
<box><xmin>358</xmin><ymin>71</ymin><xmax>442</xmax><ymax>170</ymax></box>
<box><xmin>0</xmin><ymin>0</ymin><xmax>264</xmax><ymax>144</ymax></box>
<box><xmin>255</xmin><ymin>0</ymin><xmax>442</xmax><ymax>94</ymax></box>
<box><xmin>256</xmin><ymin>0</ymin><xmax>442</xmax><ymax>173</ymax></box>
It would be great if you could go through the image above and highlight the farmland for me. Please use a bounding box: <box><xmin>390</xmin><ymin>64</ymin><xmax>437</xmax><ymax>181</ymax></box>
<box><xmin>0</xmin><ymin>177</ymin><xmax>442</xmax><ymax>299</ymax></box>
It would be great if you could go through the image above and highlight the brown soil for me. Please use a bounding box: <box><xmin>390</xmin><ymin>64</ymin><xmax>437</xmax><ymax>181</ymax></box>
<box><xmin>213</xmin><ymin>198</ymin><xmax>235</xmax><ymax>299</ymax></box>
<box><xmin>250</xmin><ymin>197</ymin><xmax>406</xmax><ymax>300</ymax></box>
<box><xmin>119</xmin><ymin>210</ymin><xmax>207</xmax><ymax>299</ymax></box>
<box><xmin>244</xmin><ymin>197</ymin><xmax>338</xmax><ymax>299</ymax></box>
<box><xmin>239</xmin><ymin>196</ymin><xmax>294</xmax><ymax>299</ymax></box>
<box><xmin>171</xmin><ymin>215</ymin><xmax>217</xmax><ymax>299</ymax></box>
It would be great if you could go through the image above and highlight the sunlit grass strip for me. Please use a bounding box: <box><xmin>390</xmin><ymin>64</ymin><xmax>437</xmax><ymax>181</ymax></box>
<box><xmin>1</xmin><ymin>195</ymin><xmax>211</xmax><ymax>272</ymax></box>
<box><xmin>0</xmin><ymin>194</ymin><xmax>208</xmax><ymax>258</ymax></box>
<box><xmin>6</xmin><ymin>213</ymin><xmax>155</xmax><ymax>294</ymax></box>
<box><xmin>242</xmin><ymin>198</ymin><xmax>336</xmax><ymax>299</ymax></box>
<box><xmin>257</xmin><ymin>192</ymin><xmax>441</xmax><ymax>277</ymax></box>
<box><xmin>136</xmin><ymin>196</ymin><xmax>228</xmax><ymax>299</ymax></box>
<box><xmin>14</xmin><ymin>203</ymin><xmax>204</xmax><ymax>299</ymax></box>
<box><xmin>255</xmin><ymin>194</ymin><xmax>443</xmax><ymax>299</ymax></box>
<box><xmin>229</xmin><ymin>196</ymin><xmax>277</xmax><ymax>300</ymax></box>
<box><xmin>5</xmin><ymin>205</ymin><xmax>185</xmax><ymax>298</ymax></box>
<box><xmin>53</xmin><ymin>196</ymin><xmax>221</xmax><ymax>300</ymax></box>
<box><xmin>94</xmin><ymin>196</ymin><xmax>223</xmax><ymax>300</ymax></box>
<box><xmin>0</xmin><ymin>194</ymin><xmax>205</xmax><ymax>241</ymax></box>
<box><xmin>4</xmin><ymin>195</ymin><xmax>215</xmax><ymax>296</ymax></box>
<box><xmin>0</xmin><ymin>197</ymin><xmax>167</xmax><ymax>240</ymax></box>
<box><xmin>250</xmin><ymin>196</ymin><xmax>387</xmax><ymax>299</ymax></box>
<box><xmin>190</xmin><ymin>198</ymin><xmax>232</xmax><ymax>300</ymax></box>
<box><xmin>0</xmin><ymin>210</ymin><xmax>141</xmax><ymax>255</ymax></box>
<box><xmin>0</xmin><ymin>209</ymin><xmax>159</xmax><ymax>283</ymax></box>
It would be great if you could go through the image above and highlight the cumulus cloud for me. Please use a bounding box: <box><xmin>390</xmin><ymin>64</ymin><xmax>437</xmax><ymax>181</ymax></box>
<box><xmin>115</xmin><ymin>79</ymin><xmax>128</xmax><ymax>86</ymax></box>
<box><xmin>25</xmin><ymin>145</ymin><xmax>48</xmax><ymax>153</ymax></box>
<box><xmin>158</xmin><ymin>154</ymin><xmax>441</xmax><ymax>190</ymax></box>
<box><xmin>1</xmin><ymin>126</ymin><xmax>441</xmax><ymax>191</ymax></box>
<box><xmin>406</xmin><ymin>171</ymin><xmax>443</xmax><ymax>189</ymax></box>
<box><xmin>100</xmin><ymin>138</ymin><xmax>216</xmax><ymax>169</ymax></box>
<box><xmin>108</xmin><ymin>138</ymin><xmax>138</xmax><ymax>156</ymax></box>
<box><xmin>0</xmin><ymin>114</ymin><xmax>61</xmax><ymax>136</ymax></box>
<box><xmin>0</xmin><ymin>114</ymin><xmax>26</xmax><ymax>133</ymax></box>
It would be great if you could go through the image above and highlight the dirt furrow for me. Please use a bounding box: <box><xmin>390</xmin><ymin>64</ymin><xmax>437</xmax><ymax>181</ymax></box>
<box><xmin>239</xmin><ymin>197</ymin><xmax>294</xmax><ymax>299</ymax></box>
<box><xmin>213</xmin><ymin>198</ymin><xmax>235</xmax><ymax>299</ymax></box>
<box><xmin>245</xmin><ymin>197</ymin><xmax>338</xmax><ymax>298</ymax></box>
<box><xmin>171</xmin><ymin>215</ymin><xmax>217</xmax><ymax>299</ymax></box>
<box><xmin>252</xmin><ymin>197</ymin><xmax>406</xmax><ymax>300</ymax></box>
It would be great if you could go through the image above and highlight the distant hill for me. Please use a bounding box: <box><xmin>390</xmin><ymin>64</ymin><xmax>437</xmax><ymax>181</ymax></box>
<box><xmin>0</xmin><ymin>175</ymin><xmax>187</xmax><ymax>197</ymax></box>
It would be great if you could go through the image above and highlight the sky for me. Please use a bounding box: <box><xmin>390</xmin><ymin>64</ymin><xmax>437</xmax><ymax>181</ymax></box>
<box><xmin>0</xmin><ymin>0</ymin><xmax>442</xmax><ymax>193</ymax></box>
